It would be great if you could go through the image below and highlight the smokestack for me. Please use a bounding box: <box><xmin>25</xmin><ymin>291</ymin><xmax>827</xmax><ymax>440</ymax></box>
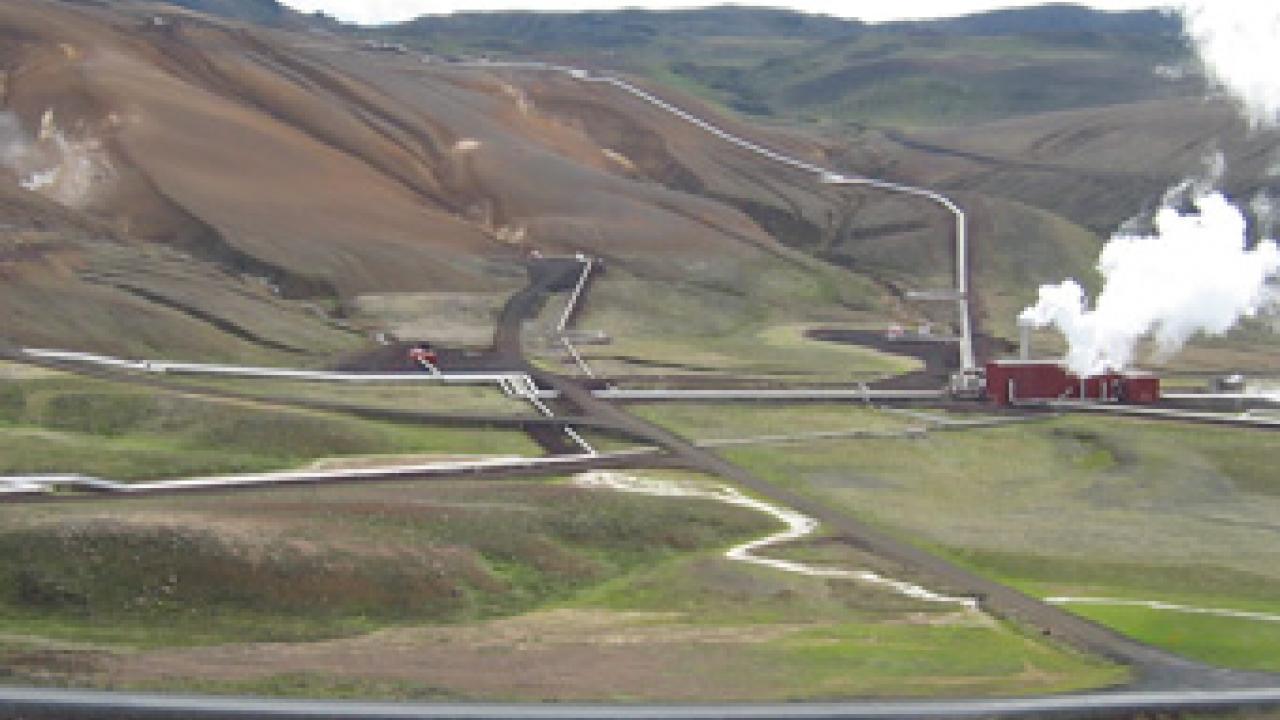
<box><xmin>1018</xmin><ymin>321</ymin><xmax>1032</xmax><ymax>361</ymax></box>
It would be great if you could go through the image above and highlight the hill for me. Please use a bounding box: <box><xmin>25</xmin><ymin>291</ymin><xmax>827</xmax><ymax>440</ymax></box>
<box><xmin>2</xmin><ymin>0</ymin><xmax>1275</xmax><ymax>369</ymax></box>
<box><xmin>377</xmin><ymin>4</ymin><xmax>1193</xmax><ymax>126</ymax></box>
<box><xmin>0</xmin><ymin>0</ymin><xmax>889</xmax><ymax>362</ymax></box>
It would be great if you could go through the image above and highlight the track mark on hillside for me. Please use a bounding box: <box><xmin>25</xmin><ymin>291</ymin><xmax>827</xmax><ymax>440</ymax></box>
<box><xmin>574</xmin><ymin>471</ymin><xmax>979</xmax><ymax>609</ymax></box>
<box><xmin>87</xmin><ymin>282</ymin><xmax>310</xmax><ymax>354</ymax></box>
<box><xmin>1048</xmin><ymin>597</ymin><xmax>1280</xmax><ymax>624</ymax></box>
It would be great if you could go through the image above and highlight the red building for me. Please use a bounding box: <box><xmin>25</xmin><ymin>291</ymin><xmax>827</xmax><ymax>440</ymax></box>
<box><xmin>985</xmin><ymin>360</ymin><xmax>1159</xmax><ymax>406</ymax></box>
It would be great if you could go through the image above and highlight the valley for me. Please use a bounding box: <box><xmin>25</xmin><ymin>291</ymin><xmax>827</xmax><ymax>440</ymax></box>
<box><xmin>1</xmin><ymin>1</ymin><xmax>1280</xmax><ymax>717</ymax></box>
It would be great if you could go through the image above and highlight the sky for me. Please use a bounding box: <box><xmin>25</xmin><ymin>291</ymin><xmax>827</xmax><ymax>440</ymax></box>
<box><xmin>278</xmin><ymin>0</ymin><xmax>1169</xmax><ymax>27</ymax></box>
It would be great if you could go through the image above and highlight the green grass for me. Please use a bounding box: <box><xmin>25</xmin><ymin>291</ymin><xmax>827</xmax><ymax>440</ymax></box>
<box><xmin>945</xmin><ymin>551</ymin><xmax>1280</xmax><ymax>672</ymax></box>
<box><xmin>718</xmin><ymin>414</ymin><xmax>1280</xmax><ymax>670</ymax></box>
<box><xmin>0</xmin><ymin>478</ymin><xmax>776</xmax><ymax>647</ymax></box>
<box><xmin>629</xmin><ymin>402</ymin><xmax>919</xmax><ymax>440</ymax></box>
<box><xmin>567</xmin><ymin>549</ymin><xmax>1124</xmax><ymax>697</ymax></box>
<box><xmin>647</xmin><ymin>24</ymin><xmax>1190</xmax><ymax>129</ymax></box>
<box><xmin>0</xmin><ymin>368</ymin><xmax>538</xmax><ymax>481</ymax></box>
<box><xmin>535</xmin><ymin>267</ymin><xmax>912</xmax><ymax>382</ymax></box>
<box><xmin>164</xmin><ymin>375</ymin><xmax>531</xmax><ymax>416</ymax></box>
<box><xmin>411</xmin><ymin>10</ymin><xmax>1190</xmax><ymax>129</ymax></box>
<box><xmin>122</xmin><ymin>673</ymin><xmax>463</xmax><ymax>701</ymax></box>
<box><xmin>1065</xmin><ymin>605</ymin><xmax>1280</xmax><ymax>672</ymax></box>
<box><xmin>571</xmin><ymin>328</ymin><xmax>917</xmax><ymax>381</ymax></box>
<box><xmin>754</xmin><ymin>621</ymin><xmax>1122</xmax><ymax>698</ymax></box>
<box><xmin>0</xmin><ymin>470</ymin><xmax>1130</xmax><ymax>699</ymax></box>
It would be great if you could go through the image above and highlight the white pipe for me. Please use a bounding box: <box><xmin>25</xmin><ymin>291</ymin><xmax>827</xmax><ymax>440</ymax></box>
<box><xmin>558</xmin><ymin>258</ymin><xmax>594</xmax><ymax>334</ymax></box>
<box><xmin>20</xmin><ymin>348</ymin><xmax>596</xmax><ymax>454</ymax></box>
<box><xmin>21</xmin><ymin>349</ymin><xmax>522</xmax><ymax>385</ymax></box>
<box><xmin>1048</xmin><ymin>597</ymin><xmax>1280</xmax><ymax>624</ymax></box>
<box><xmin>556</xmin><ymin>257</ymin><xmax>597</xmax><ymax>379</ymax></box>
<box><xmin>455</xmin><ymin>61</ymin><xmax>976</xmax><ymax>371</ymax></box>
<box><xmin>0</xmin><ymin>452</ymin><xmax>659</xmax><ymax>496</ymax></box>
<box><xmin>592</xmin><ymin>388</ymin><xmax>945</xmax><ymax>401</ymax></box>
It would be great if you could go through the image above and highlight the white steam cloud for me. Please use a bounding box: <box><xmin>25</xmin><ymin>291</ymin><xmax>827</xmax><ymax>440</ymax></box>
<box><xmin>1181</xmin><ymin>1</ymin><xmax>1280</xmax><ymax>128</ymax></box>
<box><xmin>0</xmin><ymin>109</ymin><xmax>113</xmax><ymax>208</ymax></box>
<box><xmin>1018</xmin><ymin>4</ymin><xmax>1280</xmax><ymax>375</ymax></box>
<box><xmin>1020</xmin><ymin>191</ymin><xmax>1280</xmax><ymax>375</ymax></box>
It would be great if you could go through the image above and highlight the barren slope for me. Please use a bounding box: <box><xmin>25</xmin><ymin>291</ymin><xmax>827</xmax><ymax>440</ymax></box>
<box><xmin>0</xmin><ymin>0</ymin><xmax>907</xmax><ymax>360</ymax></box>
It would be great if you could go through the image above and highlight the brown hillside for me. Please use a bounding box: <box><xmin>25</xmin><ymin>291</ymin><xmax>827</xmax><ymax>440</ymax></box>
<box><xmin>1</xmin><ymin>0</ymin><xmax>908</xmax><ymax>360</ymax></box>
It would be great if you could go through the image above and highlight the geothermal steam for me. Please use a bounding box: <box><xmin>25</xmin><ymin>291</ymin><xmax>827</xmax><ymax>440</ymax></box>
<box><xmin>1019</xmin><ymin>3</ymin><xmax>1280</xmax><ymax>374</ymax></box>
<box><xmin>1020</xmin><ymin>192</ymin><xmax>1280</xmax><ymax>375</ymax></box>
<box><xmin>1181</xmin><ymin>1</ymin><xmax>1280</xmax><ymax>128</ymax></box>
<box><xmin>0</xmin><ymin>109</ymin><xmax>112</xmax><ymax>208</ymax></box>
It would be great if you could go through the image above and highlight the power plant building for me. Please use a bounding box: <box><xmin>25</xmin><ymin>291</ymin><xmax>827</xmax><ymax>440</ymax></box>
<box><xmin>985</xmin><ymin>360</ymin><xmax>1160</xmax><ymax>406</ymax></box>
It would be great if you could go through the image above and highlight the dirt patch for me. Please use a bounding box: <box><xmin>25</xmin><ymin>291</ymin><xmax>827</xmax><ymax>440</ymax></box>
<box><xmin>886</xmin><ymin>610</ymin><xmax>995</xmax><ymax>628</ymax></box>
<box><xmin>350</xmin><ymin>291</ymin><xmax>509</xmax><ymax>347</ymax></box>
<box><xmin>97</xmin><ymin>608</ymin><xmax>810</xmax><ymax>700</ymax></box>
<box><xmin>0</xmin><ymin>645</ymin><xmax>108</xmax><ymax>681</ymax></box>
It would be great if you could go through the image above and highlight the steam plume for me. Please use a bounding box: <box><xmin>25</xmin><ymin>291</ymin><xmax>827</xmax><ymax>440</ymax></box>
<box><xmin>0</xmin><ymin>109</ymin><xmax>113</xmax><ymax>208</ymax></box>
<box><xmin>1020</xmin><ymin>192</ymin><xmax>1280</xmax><ymax>376</ymax></box>
<box><xmin>1018</xmin><ymin>4</ymin><xmax>1280</xmax><ymax>375</ymax></box>
<box><xmin>1181</xmin><ymin>1</ymin><xmax>1280</xmax><ymax>128</ymax></box>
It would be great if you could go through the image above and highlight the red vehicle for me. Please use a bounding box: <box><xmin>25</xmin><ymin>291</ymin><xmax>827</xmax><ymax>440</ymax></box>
<box><xmin>408</xmin><ymin>344</ymin><xmax>438</xmax><ymax>370</ymax></box>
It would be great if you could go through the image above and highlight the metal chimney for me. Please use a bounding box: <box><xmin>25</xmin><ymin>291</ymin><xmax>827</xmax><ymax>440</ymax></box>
<box><xmin>1018</xmin><ymin>321</ymin><xmax>1032</xmax><ymax>361</ymax></box>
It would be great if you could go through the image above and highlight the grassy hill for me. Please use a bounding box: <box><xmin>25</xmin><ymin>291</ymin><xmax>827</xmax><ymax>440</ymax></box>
<box><xmin>378</xmin><ymin>5</ymin><xmax>1193</xmax><ymax>127</ymax></box>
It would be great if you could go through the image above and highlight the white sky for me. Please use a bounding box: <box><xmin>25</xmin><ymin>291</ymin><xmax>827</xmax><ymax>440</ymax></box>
<box><xmin>279</xmin><ymin>1</ymin><xmax>1170</xmax><ymax>27</ymax></box>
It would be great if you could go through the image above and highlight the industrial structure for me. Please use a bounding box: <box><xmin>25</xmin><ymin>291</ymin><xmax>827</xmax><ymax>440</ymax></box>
<box><xmin>985</xmin><ymin>360</ymin><xmax>1160</xmax><ymax>406</ymax></box>
<box><xmin>976</xmin><ymin>320</ymin><xmax>1160</xmax><ymax>406</ymax></box>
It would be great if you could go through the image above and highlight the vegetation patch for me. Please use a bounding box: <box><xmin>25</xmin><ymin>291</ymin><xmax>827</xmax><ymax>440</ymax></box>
<box><xmin>0</xmin><ymin>471</ymin><xmax>1129</xmax><ymax>699</ymax></box>
<box><xmin>721</xmin><ymin>414</ymin><xmax>1280</xmax><ymax>670</ymax></box>
<box><xmin>0</xmin><ymin>370</ymin><xmax>537</xmax><ymax>480</ymax></box>
<box><xmin>567</xmin><ymin>551</ymin><xmax>1124</xmax><ymax>697</ymax></box>
<box><xmin>630</xmin><ymin>402</ymin><xmax>918</xmax><ymax>440</ymax></box>
<box><xmin>126</xmin><ymin>673</ymin><xmax>464</xmax><ymax>701</ymax></box>
<box><xmin>1064</xmin><ymin>604</ymin><xmax>1280</xmax><ymax>672</ymax></box>
<box><xmin>0</xmin><ymin>479</ymin><xmax>774</xmax><ymax>647</ymax></box>
<box><xmin>531</xmin><ymin>269</ymin><xmax>907</xmax><ymax>382</ymax></box>
<box><xmin>165</xmin><ymin>376</ymin><xmax>530</xmax><ymax>416</ymax></box>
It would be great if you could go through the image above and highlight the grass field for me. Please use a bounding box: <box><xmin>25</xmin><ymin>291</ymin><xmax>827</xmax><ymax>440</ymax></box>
<box><xmin>1062</xmin><ymin>604</ymin><xmax>1280</xmax><ymax>672</ymax></box>
<box><xmin>712</xmin><ymin>413</ymin><xmax>1280</xmax><ymax>670</ymax></box>
<box><xmin>0</xmin><ymin>363</ymin><xmax>538</xmax><ymax>481</ymax></box>
<box><xmin>164</xmin><ymin>375</ymin><xmax>531</xmax><ymax>416</ymax></box>
<box><xmin>0</xmin><ymin>478</ymin><xmax>776</xmax><ymax>648</ymax></box>
<box><xmin>389</xmin><ymin>8</ymin><xmax>1191</xmax><ymax>129</ymax></box>
<box><xmin>629</xmin><ymin>402</ymin><xmax>920</xmax><ymax>440</ymax></box>
<box><xmin>559</xmin><ymin>480</ymin><xmax>1124</xmax><ymax>699</ymax></box>
<box><xmin>531</xmin><ymin>267</ymin><xmax>917</xmax><ymax>382</ymax></box>
<box><xmin>0</xmin><ymin>471</ymin><xmax>1125</xmax><ymax>700</ymax></box>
